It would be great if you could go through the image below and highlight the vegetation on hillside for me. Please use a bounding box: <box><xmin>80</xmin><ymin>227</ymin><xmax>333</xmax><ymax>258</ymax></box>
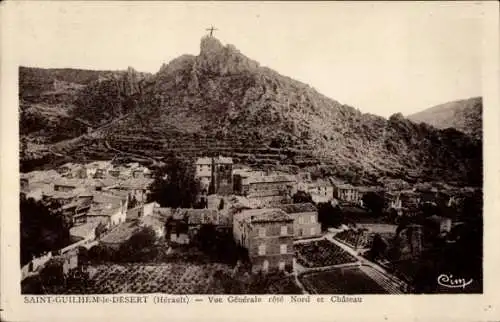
<box><xmin>19</xmin><ymin>37</ymin><xmax>482</xmax><ymax>186</ymax></box>
<box><xmin>408</xmin><ymin>97</ymin><xmax>482</xmax><ymax>140</ymax></box>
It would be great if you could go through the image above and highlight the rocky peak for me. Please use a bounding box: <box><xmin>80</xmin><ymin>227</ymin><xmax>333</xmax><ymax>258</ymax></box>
<box><xmin>197</xmin><ymin>36</ymin><xmax>259</xmax><ymax>76</ymax></box>
<box><xmin>200</xmin><ymin>36</ymin><xmax>226</xmax><ymax>56</ymax></box>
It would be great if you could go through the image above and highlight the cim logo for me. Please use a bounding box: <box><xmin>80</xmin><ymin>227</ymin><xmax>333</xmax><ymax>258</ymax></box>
<box><xmin>437</xmin><ymin>274</ymin><xmax>473</xmax><ymax>289</ymax></box>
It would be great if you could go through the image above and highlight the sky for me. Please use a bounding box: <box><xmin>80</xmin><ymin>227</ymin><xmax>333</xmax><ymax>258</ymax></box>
<box><xmin>7</xmin><ymin>1</ymin><xmax>486</xmax><ymax>117</ymax></box>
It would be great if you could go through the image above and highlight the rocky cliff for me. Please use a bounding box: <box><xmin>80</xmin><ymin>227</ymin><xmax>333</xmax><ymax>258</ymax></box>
<box><xmin>19</xmin><ymin>37</ymin><xmax>482</xmax><ymax>186</ymax></box>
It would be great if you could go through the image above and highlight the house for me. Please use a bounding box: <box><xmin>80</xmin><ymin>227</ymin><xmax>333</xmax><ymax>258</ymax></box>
<box><xmin>49</xmin><ymin>250</ymin><xmax>79</xmax><ymax>276</ymax></box>
<box><xmin>126</xmin><ymin>202</ymin><xmax>158</xmax><ymax>221</ymax></box>
<box><xmin>60</xmin><ymin>195</ymin><xmax>93</xmax><ymax>226</ymax></box>
<box><xmin>58</xmin><ymin>163</ymin><xmax>87</xmax><ymax>179</ymax></box>
<box><xmin>165</xmin><ymin>209</ymin><xmax>190</xmax><ymax>244</ymax></box>
<box><xmin>53</xmin><ymin>178</ymin><xmax>85</xmax><ymax>192</ymax></box>
<box><xmin>132</xmin><ymin>165</ymin><xmax>152</xmax><ymax>179</ymax></box>
<box><xmin>307</xmin><ymin>180</ymin><xmax>333</xmax><ymax>198</ymax></box>
<box><xmin>86</xmin><ymin>192</ymin><xmax>128</xmax><ymax>228</ymax></box>
<box><xmin>306</xmin><ymin>180</ymin><xmax>334</xmax><ymax>203</ymax></box>
<box><xmin>424</xmin><ymin>215</ymin><xmax>452</xmax><ymax>237</ymax></box>
<box><xmin>110</xmin><ymin>177</ymin><xmax>154</xmax><ymax>204</ymax></box>
<box><xmin>195</xmin><ymin>157</ymin><xmax>213</xmax><ymax>189</ymax></box>
<box><xmin>194</xmin><ymin>156</ymin><xmax>233</xmax><ymax>195</ymax></box>
<box><xmin>237</xmin><ymin>174</ymin><xmax>296</xmax><ymax>205</ymax></box>
<box><xmin>85</xmin><ymin>161</ymin><xmax>112</xmax><ymax>179</ymax></box>
<box><xmin>233</xmin><ymin>208</ymin><xmax>294</xmax><ymax>273</ymax></box>
<box><xmin>69</xmin><ymin>221</ymin><xmax>100</xmax><ymax>243</ymax></box>
<box><xmin>329</xmin><ymin>178</ymin><xmax>361</xmax><ymax>203</ymax></box>
<box><xmin>213</xmin><ymin>156</ymin><xmax>233</xmax><ymax>195</ymax></box>
<box><xmin>21</xmin><ymin>186</ymin><xmax>43</xmax><ymax>201</ymax></box>
<box><xmin>164</xmin><ymin>208</ymin><xmax>231</xmax><ymax>244</ymax></box>
<box><xmin>276</xmin><ymin>203</ymin><xmax>321</xmax><ymax>238</ymax></box>
<box><xmin>100</xmin><ymin>221</ymin><xmax>140</xmax><ymax>250</ymax></box>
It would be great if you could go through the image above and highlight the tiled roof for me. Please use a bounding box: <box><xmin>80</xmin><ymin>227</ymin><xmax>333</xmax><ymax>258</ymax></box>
<box><xmin>23</xmin><ymin>170</ymin><xmax>61</xmax><ymax>183</ymax></box>
<box><xmin>117</xmin><ymin>178</ymin><xmax>154</xmax><ymax>190</ymax></box>
<box><xmin>69</xmin><ymin>222</ymin><xmax>99</xmax><ymax>239</ymax></box>
<box><xmin>195</xmin><ymin>157</ymin><xmax>212</xmax><ymax>165</ymax></box>
<box><xmin>53</xmin><ymin>178</ymin><xmax>86</xmax><ymax>187</ymax></box>
<box><xmin>277</xmin><ymin>203</ymin><xmax>317</xmax><ymax>214</ymax></box>
<box><xmin>100</xmin><ymin>222</ymin><xmax>139</xmax><ymax>244</ymax></box>
<box><xmin>214</xmin><ymin>156</ymin><xmax>233</xmax><ymax>164</ymax></box>
<box><xmin>236</xmin><ymin>208</ymin><xmax>293</xmax><ymax>223</ymax></box>
<box><xmin>248</xmin><ymin>175</ymin><xmax>295</xmax><ymax>184</ymax></box>
<box><xmin>87</xmin><ymin>203</ymin><xmax>121</xmax><ymax>217</ymax></box>
<box><xmin>309</xmin><ymin>179</ymin><xmax>332</xmax><ymax>187</ymax></box>
<box><xmin>93</xmin><ymin>191</ymin><xmax>125</xmax><ymax>203</ymax></box>
<box><xmin>85</xmin><ymin>161</ymin><xmax>112</xmax><ymax>169</ymax></box>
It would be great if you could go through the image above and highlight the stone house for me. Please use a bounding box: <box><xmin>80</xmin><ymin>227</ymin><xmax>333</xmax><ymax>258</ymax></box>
<box><xmin>276</xmin><ymin>203</ymin><xmax>321</xmax><ymax>239</ymax></box>
<box><xmin>233</xmin><ymin>208</ymin><xmax>294</xmax><ymax>273</ymax></box>
<box><xmin>86</xmin><ymin>192</ymin><xmax>128</xmax><ymax>228</ymax></box>
<box><xmin>329</xmin><ymin>178</ymin><xmax>361</xmax><ymax>203</ymax></box>
<box><xmin>306</xmin><ymin>179</ymin><xmax>334</xmax><ymax>199</ymax></box>
<box><xmin>126</xmin><ymin>202</ymin><xmax>158</xmax><ymax>221</ymax></box>
<box><xmin>212</xmin><ymin>156</ymin><xmax>233</xmax><ymax>195</ymax></box>
<box><xmin>195</xmin><ymin>157</ymin><xmax>213</xmax><ymax>189</ymax></box>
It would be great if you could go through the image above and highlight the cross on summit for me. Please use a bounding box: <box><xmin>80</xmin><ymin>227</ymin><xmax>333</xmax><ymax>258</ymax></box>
<box><xmin>206</xmin><ymin>26</ymin><xmax>218</xmax><ymax>37</ymax></box>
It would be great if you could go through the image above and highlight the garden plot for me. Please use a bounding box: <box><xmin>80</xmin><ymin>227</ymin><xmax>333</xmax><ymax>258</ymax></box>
<box><xmin>61</xmin><ymin>263</ymin><xmax>303</xmax><ymax>294</ymax></box>
<box><xmin>294</xmin><ymin>239</ymin><xmax>358</xmax><ymax>268</ymax></box>
<box><xmin>300</xmin><ymin>267</ymin><xmax>389</xmax><ymax>294</ymax></box>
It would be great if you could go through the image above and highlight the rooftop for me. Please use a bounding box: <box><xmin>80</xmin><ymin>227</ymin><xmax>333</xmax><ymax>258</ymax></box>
<box><xmin>236</xmin><ymin>208</ymin><xmax>293</xmax><ymax>224</ymax></box>
<box><xmin>277</xmin><ymin>203</ymin><xmax>317</xmax><ymax>214</ymax></box>
<box><xmin>214</xmin><ymin>156</ymin><xmax>233</xmax><ymax>164</ymax></box>
<box><xmin>100</xmin><ymin>222</ymin><xmax>139</xmax><ymax>244</ymax></box>
<box><xmin>195</xmin><ymin>157</ymin><xmax>212</xmax><ymax>165</ymax></box>
<box><xmin>92</xmin><ymin>191</ymin><xmax>125</xmax><ymax>205</ymax></box>
<box><xmin>247</xmin><ymin>174</ymin><xmax>295</xmax><ymax>184</ymax></box>
<box><xmin>69</xmin><ymin>222</ymin><xmax>99</xmax><ymax>239</ymax></box>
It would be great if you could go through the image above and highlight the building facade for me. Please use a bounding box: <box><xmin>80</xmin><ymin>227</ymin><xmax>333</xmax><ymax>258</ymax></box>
<box><xmin>212</xmin><ymin>156</ymin><xmax>233</xmax><ymax>195</ymax></box>
<box><xmin>276</xmin><ymin>203</ymin><xmax>321</xmax><ymax>238</ymax></box>
<box><xmin>194</xmin><ymin>156</ymin><xmax>233</xmax><ymax>195</ymax></box>
<box><xmin>233</xmin><ymin>209</ymin><xmax>294</xmax><ymax>273</ymax></box>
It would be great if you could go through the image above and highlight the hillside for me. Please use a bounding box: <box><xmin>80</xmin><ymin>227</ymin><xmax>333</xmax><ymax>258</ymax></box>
<box><xmin>19</xmin><ymin>36</ymin><xmax>482</xmax><ymax>186</ymax></box>
<box><xmin>408</xmin><ymin>97</ymin><xmax>482</xmax><ymax>140</ymax></box>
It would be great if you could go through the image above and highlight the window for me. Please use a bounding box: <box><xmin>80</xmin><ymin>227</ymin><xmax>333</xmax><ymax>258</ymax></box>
<box><xmin>280</xmin><ymin>244</ymin><xmax>287</xmax><ymax>254</ymax></box>
<box><xmin>259</xmin><ymin>227</ymin><xmax>266</xmax><ymax>238</ymax></box>
<box><xmin>310</xmin><ymin>215</ymin><xmax>316</xmax><ymax>224</ymax></box>
<box><xmin>310</xmin><ymin>227</ymin><xmax>315</xmax><ymax>236</ymax></box>
<box><xmin>278</xmin><ymin>261</ymin><xmax>285</xmax><ymax>271</ymax></box>
<box><xmin>280</xmin><ymin>226</ymin><xmax>288</xmax><ymax>236</ymax></box>
<box><xmin>258</xmin><ymin>244</ymin><xmax>266</xmax><ymax>256</ymax></box>
<box><xmin>262</xmin><ymin>260</ymin><xmax>269</xmax><ymax>272</ymax></box>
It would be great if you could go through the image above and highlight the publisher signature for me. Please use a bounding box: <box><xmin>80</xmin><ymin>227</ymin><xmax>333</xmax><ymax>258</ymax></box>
<box><xmin>437</xmin><ymin>274</ymin><xmax>473</xmax><ymax>289</ymax></box>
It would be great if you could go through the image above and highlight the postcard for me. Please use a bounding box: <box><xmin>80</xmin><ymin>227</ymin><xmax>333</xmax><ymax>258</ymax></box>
<box><xmin>1</xmin><ymin>1</ymin><xmax>499</xmax><ymax>321</ymax></box>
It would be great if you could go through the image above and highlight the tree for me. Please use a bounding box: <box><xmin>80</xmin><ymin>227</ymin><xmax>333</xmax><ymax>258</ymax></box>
<box><xmin>88</xmin><ymin>244</ymin><xmax>115</xmax><ymax>263</ymax></box>
<box><xmin>118</xmin><ymin>226</ymin><xmax>158</xmax><ymax>262</ymax></box>
<box><xmin>292</xmin><ymin>191</ymin><xmax>313</xmax><ymax>204</ymax></box>
<box><xmin>218</xmin><ymin>198</ymin><xmax>225</xmax><ymax>210</ymax></box>
<box><xmin>20</xmin><ymin>194</ymin><xmax>70</xmax><ymax>266</ymax></box>
<box><xmin>362</xmin><ymin>191</ymin><xmax>385</xmax><ymax>216</ymax></box>
<box><xmin>317</xmin><ymin>202</ymin><xmax>344</xmax><ymax>230</ymax></box>
<box><xmin>39</xmin><ymin>258</ymin><xmax>65</xmax><ymax>287</ymax></box>
<box><xmin>149</xmin><ymin>153</ymin><xmax>200</xmax><ymax>208</ymax></box>
<box><xmin>128</xmin><ymin>195</ymin><xmax>138</xmax><ymax>209</ymax></box>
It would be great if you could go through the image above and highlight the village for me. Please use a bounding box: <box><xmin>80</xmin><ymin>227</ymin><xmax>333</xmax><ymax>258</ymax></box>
<box><xmin>20</xmin><ymin>155</ymin><xmax>482</xmax><ymax>294</ymax></box>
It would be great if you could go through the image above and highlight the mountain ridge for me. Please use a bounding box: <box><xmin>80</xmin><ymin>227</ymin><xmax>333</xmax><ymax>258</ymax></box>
<box><xmin>19</xmin><ymin>36</ymin><xmax>482</xmax><ymax>187</ymax></box>
<box><xmin>408</xmin><ymin>97</ymin><xmax>482</xmax><ymax>140</ymax></box>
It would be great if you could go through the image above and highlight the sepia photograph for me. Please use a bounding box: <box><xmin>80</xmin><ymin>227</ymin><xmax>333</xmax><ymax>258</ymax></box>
<box><xmin>7</xmin><ymin>1</ymin><xmax>490</xmax><ymax>301</ymax></box>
